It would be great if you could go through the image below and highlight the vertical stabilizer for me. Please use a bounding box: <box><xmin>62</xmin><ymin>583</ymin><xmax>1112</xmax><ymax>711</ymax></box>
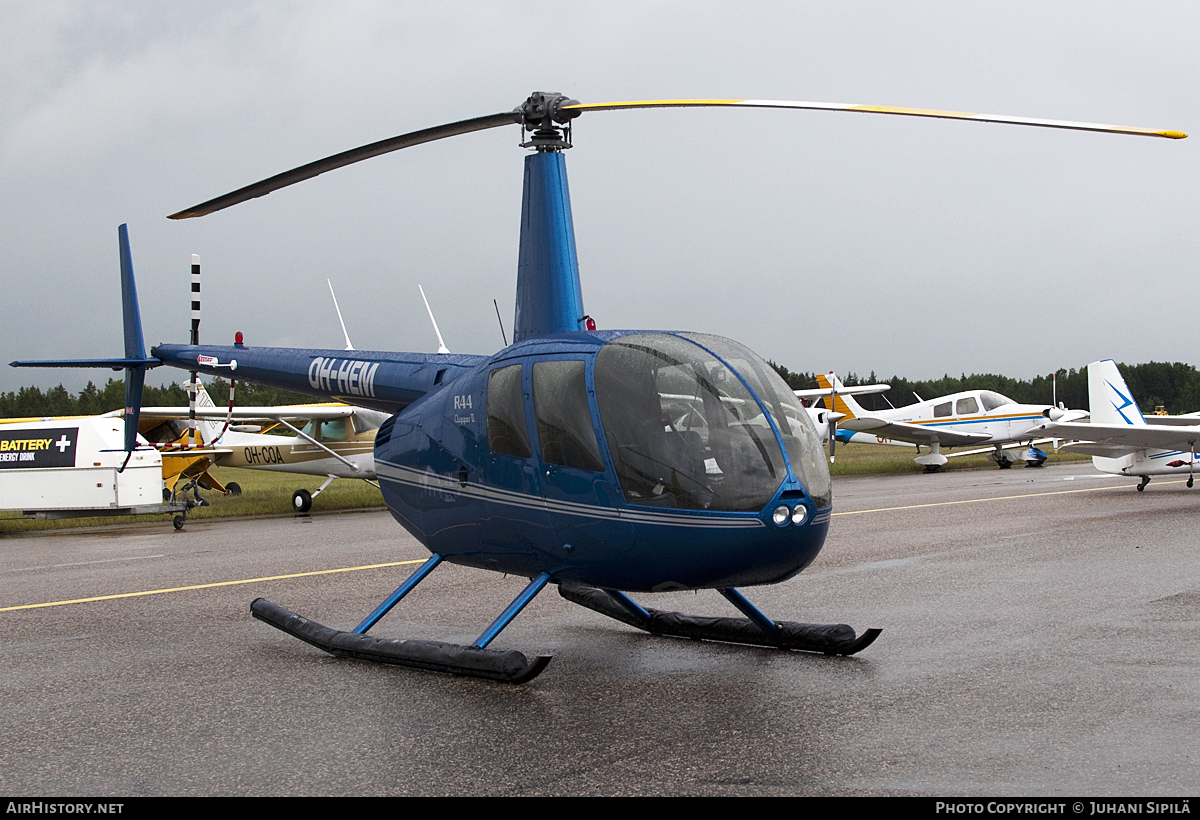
<box><xmin>191</xmin><ymin>381</ymin><xmax>229</xmax><ymax>446</ymax></box>
<box><xmin>814</xmin><ymin>372</ymin><xmax>865</xmax><ymax>419</ymax></box>
<box><xmin>1088</xmin><ymin>360</ymin><xmax>1145</xmax><ymax>426</ymax></box>
<box><xmin>118</xmin><ymin>224</ymin><xmax>147</xmax><ymax>455</ymax></box>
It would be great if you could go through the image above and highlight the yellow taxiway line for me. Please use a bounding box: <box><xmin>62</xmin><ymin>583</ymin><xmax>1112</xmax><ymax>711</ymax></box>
<box><xmin>0</xmin><ymin>558</ymin><xmax>425</xmax><ymax>613</ymax></box>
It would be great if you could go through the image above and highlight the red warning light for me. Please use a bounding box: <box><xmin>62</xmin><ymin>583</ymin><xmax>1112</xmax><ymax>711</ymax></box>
<box><xmin>585</xmin><ymin>316</ymin><xmax>596</xmax><ymax>331</ymax></box>
<box><xmin>234</xmin><ymin>331</ymin><xmax>244</xmax><ymax>346</ymax></box>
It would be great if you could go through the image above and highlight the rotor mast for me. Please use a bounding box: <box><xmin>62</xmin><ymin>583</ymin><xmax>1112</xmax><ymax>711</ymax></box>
<box><xmin>513</xmin><ymin>93</ymin><xmax>588</xmax><ymax>343</ymax></box>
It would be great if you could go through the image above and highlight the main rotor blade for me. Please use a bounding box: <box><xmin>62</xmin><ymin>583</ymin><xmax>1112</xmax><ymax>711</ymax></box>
<box><xmin>169</xmin><ymin>111</ymin><xmax>520</xmax><ymax>219</ymax></box>
<box><xmin>564</xmin><ymin>99</ymin><xmax>1187</xmax><ymax>140</ymax></box>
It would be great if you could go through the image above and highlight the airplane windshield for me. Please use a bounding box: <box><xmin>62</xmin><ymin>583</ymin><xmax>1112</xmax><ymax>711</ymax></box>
<box><xmin>979</xmin><ymin>391</ymin><xmax>1016</xmax><ymax>411</ymax></box>
<box><xmin>594</xmin><ymin>333</ymin><xmax>831</xmax><ymax>512</ymax></box>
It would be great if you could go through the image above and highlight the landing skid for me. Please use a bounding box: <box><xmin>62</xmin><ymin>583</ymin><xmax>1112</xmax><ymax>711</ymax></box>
<box><xmin>559</xmin><ymin>583</ymin><xmax>881</xmax><ymax>656</ymax></box>
<box><xmin>251</xmin><ymin>598</ymin><xmax>551</xmax><ymax>683</ymax></box>
<box><xmin>250</xmin><ymin>554</ymin><xmax>554</xmax><ymax>684</ymax></box>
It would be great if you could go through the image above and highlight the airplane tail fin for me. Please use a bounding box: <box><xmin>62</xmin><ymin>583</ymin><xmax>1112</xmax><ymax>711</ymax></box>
<box><xmin>190</xmin><ymin>380</ymin><xmax>230</xmax><ymax>445</ymax></box>
<box><xmin>1088</xmin><ymin>360</ymin><xmax>1145</xmax><ymax>426</ymax></box>
<box><xmin>814</xmin><ymin>372</ymin><xmax>865</xmax><ymax>420</ymax></box>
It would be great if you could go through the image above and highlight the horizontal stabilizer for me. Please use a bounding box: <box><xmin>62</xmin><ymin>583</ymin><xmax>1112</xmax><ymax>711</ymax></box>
<box><xmin>11</xmin><ymin>358</ymin><xmax>159</xmax><ymax>369</ymax></box>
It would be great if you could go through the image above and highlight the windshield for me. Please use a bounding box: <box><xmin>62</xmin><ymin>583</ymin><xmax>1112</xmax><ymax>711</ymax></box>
<box><xmin>594</xmin><ymin>333</ymin><xmax>830</xmax><ymax>511</ymax></box>
<box><xmin>979</xmin><ymin>391</ymin><xmax>1016</xmax><ymax>412</ymax></box>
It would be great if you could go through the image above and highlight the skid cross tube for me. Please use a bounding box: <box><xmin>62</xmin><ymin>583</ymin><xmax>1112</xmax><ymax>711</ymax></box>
<box><xmin>606</xmin><ymin>588</ymin><xmax>653</xmax><ymax>624</ymax></box>
<box><xmin>353</xmin><ymin>553</ymin><xmax>443</xmax><ymax>634</ymax></box>
<box><xmin>719</xmin><ymin>587</ymin><xmax>780</xmax><ymax>637</ymax></box>
<box><xmin>473</xmin><ymin>572</ymin><xmax>551</xmax><ymax>648</ymax></box>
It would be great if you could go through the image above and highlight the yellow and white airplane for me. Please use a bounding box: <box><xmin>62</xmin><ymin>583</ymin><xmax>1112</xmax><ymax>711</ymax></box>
<box><xmin>811</xmin><ymin>372</ymin><xmax>1086</xmax><ymax>470</ymax></box>
<box><xmin>118</xmin><ymin>382</ymin><xmax>387</xmax><ymax>511</ymax></box>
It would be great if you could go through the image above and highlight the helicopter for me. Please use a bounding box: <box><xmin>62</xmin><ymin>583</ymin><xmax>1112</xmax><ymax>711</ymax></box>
<box><xmin>14</xmin><ymin>94</ymin><xmax>1183</xmax><ymax>683</ymax></box>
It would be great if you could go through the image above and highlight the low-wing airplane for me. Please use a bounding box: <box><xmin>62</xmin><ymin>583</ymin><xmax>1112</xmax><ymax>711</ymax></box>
<box><xmin>1033</xmin><ymin>359</ymin><xmax>1200</xmax><ymax>491</ymax></box>
<box><xmin>14</xmin><ymin>94</ymin><xmax>1181</xmax><ymax>682</ymax></box>
<box><xmin>120</xmin><ymin>382</ymin><xmax>388</xmax><ymax>511</ymax></box>
<box><xmin>813</xmin><ymin>372</ymin><xmax>1087</xmax><ymax>471</ymax></box>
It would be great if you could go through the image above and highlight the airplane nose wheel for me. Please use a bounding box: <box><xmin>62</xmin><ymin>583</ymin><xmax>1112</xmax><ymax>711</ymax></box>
<box><xmin>292</xmin><ymin>489</ymin><xmax>312</xmax><ymax>513</ymax></box>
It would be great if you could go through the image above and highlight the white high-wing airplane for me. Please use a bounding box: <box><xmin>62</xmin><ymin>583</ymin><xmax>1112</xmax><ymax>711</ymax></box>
<box><xmin>117</xmin><ymin>382</ymin><xmax>387</xmax><ymax>511</ymax></box>
<box><xmin>1033</xmin><ymin>359</ymin><xmax>1200</xmax><ymax>491</ymax></box>
<box><xmin>812</xmin><ymin>373</ymin><xmax>1086</xmax><ymax>471</ymax></box>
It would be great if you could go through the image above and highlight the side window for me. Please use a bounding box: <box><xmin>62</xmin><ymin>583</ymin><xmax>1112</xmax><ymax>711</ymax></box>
<box><xmin>487</xmin><ymin>365</ymin><xmax>531</xmax><ymax>458</ymax></box>
<box><xmin>934</xmin><ymin>402</ymin><xmax>952</xmax><ymax>418</ymax></box>
<box><xmin>319</xmin><ymin>419</ymin><xmax>347</xmax><ymax>440</ymax></box>
<box><xmin>532</xmin><ymin>360</ymin><xmax>604</xmax><ymax>472</ymax></box>
<box><xmin>956</xmin><ymin>397</ymin><xmax>979</xmax><ymax>416</ymax></box>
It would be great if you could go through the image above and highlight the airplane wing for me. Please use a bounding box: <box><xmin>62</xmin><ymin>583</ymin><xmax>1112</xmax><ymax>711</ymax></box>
<box><xmin>838</xmin><ymin>417</ymin><xmax>992</xmax><ymax>447</ymax></box>
<box><xmin>793</xmin><ymin>383</ymin><xmax>891</xmax><ymax>400</ymax></box>
<box><xmin>1054</xmin><ymin>441</ymin><xmax>1138</xmax><ymax>458</ymax></box>
<box><xmin>1144</xmin><ymin>413</ymin><xmax>1200</xmax><ymax>427</ymax></box>
<box><xmin>1033</xmin><ymin>420</ymin><xmax>1200</xmax><ymax>451</ymax></box>
<box><xmin>158</xmin><ymin>448</ymin><xmax>234</xmax><ymax>457</ymax></box>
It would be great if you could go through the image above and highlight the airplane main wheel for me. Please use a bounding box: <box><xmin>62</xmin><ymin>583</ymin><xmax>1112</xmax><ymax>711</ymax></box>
<box><xmin>225</xmin><ymin>482</ymin><xmax>242</xmax><ymax>496</ymax></box>
<box><xmin>997</xmin><ymin>460</ymin><xmax>1013</xmax><ymax>469</ymax></box>
<box><xmin>292</xmin><ymin>489</ymin><xmax>313</xmax><ymax>513</ymax></box>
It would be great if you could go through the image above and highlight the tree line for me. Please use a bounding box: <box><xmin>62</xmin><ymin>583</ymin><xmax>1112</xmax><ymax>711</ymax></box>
<box><xmin>0</xmin><ymin>377</ymin><xmax>311</xmax><ymax>419</ymax></box>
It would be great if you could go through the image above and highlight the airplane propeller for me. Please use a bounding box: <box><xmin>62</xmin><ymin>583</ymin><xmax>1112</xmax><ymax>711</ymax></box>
<box><xmin>168</xmin><ymin>94</ymin><xmax>1185</xmax><ymax>220</ymax></box>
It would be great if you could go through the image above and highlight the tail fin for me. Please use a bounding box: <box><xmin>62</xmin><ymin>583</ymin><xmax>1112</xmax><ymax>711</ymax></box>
<box><xmin>814</xmin><ymin>372</ymin><xmax>865</xmax><ymax>420</ymax></box>
<box><xmin>1088</xmin><ymin>360</ymin><xmax>1145</xmax><ymax>426</ymax></box>
<box><xmin>191</xmin><ymin>381</ymin><xmax>229</xmax><ymax>445</ymax></box>
<box><xmin>118</xmin><ymin>225</ymin><xmax>148</xmax><ymax>454</ymax></box>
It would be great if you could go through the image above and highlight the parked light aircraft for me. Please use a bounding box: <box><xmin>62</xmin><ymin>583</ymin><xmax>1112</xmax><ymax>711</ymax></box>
<box><xmin>121</xmin><ymin>382</ymin><xmax>386</xmax><ymax>511</ymax></box>
<box><xmin>814</xmin><ymin>372</ymin><xmax>1087</xmax><ymax>471</ymax></box>
<box><xmin>1034</xmin><ymin>359</ymin><xmax>1200</xmax><ymax>491</ymax></box>
<box><xmin>14</xmin><ymin>94</ymin><xmax>1181</xmax><ymax>682</ymax></box>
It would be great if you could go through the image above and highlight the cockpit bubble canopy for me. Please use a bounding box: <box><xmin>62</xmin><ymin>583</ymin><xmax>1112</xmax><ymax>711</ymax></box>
<box><xmin>593</xmin><ymin>332</ymin><xmax>831</xmax><ymax>512</ymax></box>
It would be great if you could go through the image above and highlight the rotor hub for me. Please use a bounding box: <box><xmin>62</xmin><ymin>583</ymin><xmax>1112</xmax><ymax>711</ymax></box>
<box><xmin>517</xmin><ymin>92</ymin><xmax>580</xmax><ymax>152</ymax></box>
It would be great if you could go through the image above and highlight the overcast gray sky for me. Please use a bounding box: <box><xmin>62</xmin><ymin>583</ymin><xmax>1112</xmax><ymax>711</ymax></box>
<box><xmin>2</xmin><ymin>1</ymin><xmax>1195</xmax><ymax>396</ymax></box>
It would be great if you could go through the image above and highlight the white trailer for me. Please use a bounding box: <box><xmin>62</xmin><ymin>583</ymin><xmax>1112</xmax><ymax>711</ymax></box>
<box><xmin>0</xmin><ymin>417</ymin><xmax>181</xmax><ymax>524</ymax></box>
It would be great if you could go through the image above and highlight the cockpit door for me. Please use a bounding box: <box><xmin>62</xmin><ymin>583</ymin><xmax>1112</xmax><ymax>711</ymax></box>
<box><xmin>528</xmin><ymin>358</ymin><xmax>633</xmax><ymax>556</ymax></box>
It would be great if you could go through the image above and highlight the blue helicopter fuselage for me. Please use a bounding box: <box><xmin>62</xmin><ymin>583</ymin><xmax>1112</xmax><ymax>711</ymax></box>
<box><xmin>154</xmin><ymin>326</ymin><xmax>832</xmax><ymax>592</ymax></box>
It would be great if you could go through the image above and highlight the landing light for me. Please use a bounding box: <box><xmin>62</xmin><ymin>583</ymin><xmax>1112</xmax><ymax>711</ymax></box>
<box><xmin>791</xmin><ymin>505</ymin><xmax>808</xmax><ymax>526</ymax></box>
<box><xmin>773</xmin><ymin>505</ymin><xmax>790</xmax><ymax>526</ymax></box>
